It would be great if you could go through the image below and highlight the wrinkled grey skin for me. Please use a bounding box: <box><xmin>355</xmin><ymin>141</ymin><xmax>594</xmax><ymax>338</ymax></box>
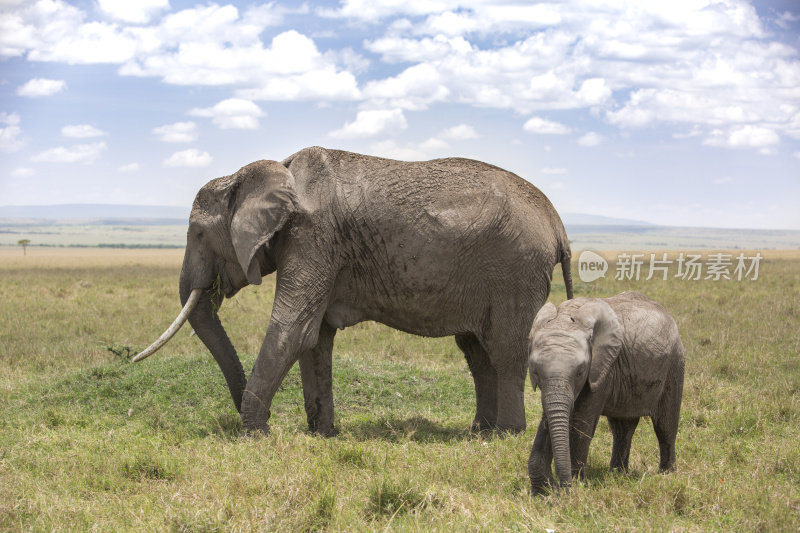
<box><xmin>178</xmin><ymin>147</ymin><xmax>573</xmax><ymax>436</ymax></box>
<box><xmin>527</xmin><ymin>291</ymin><xmax>684</xmax><ymax>494</ymax></box>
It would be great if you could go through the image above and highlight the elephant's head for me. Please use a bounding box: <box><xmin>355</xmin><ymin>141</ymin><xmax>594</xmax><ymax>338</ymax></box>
<box><xmin>134</xmin><ymin>160</ymin><xmax>298</xmax><ymax>412</ymax></box>
<box><xmin>528</xmin><ymin>299</ymin><xmax>623</xmax><ymax>487</ymax></box>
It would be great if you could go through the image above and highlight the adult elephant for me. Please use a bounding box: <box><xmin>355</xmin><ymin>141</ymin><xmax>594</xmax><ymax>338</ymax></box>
<box><xmin>136</xmin><ymin>147</ymin><xmax>573</xmax><ymax>436</ymax></box>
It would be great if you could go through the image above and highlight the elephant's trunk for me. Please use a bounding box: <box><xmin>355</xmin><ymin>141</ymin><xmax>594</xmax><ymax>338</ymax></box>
<box><xmin>179</xmin><ymin>272</ymin><xmax>247</xmax><ymax>412</ymax></box>
<box><xmin>542</xmin><ymin>385</ymin><xmax>574</xmax><ymax>488</ymax></box>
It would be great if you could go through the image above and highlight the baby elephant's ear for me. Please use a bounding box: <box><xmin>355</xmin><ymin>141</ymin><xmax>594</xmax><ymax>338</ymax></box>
<box><xmin>531</xmin><ymin>302</ymin><xmax>557</xmax><ymax>334</ymax></box>
<box><xmin>528</xmin><ymin>302</ymin><xmax>557</xmax><ymax>392</ymax></box>
<box><xmin>229</xmin><ymin>161</ymin><xmax>297</xmax><ymax>286</ymax></box>
<box><xmin>575</xmin><ymin>300</ymin><xmax>623</xmax><ymax>391</ymax></box>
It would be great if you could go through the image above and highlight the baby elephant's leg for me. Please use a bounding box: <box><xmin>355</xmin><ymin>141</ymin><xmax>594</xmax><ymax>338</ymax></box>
<box><xmin>653</xmin><ymin>356</ymin><xmax>684</xmax><ymax>472</ymax></box>
<box><xmin>528</xmin><ymin>420</ymin><xmax>556</xmax><ymax>495</ymax></box>
<box><xmin>608</xmin><ymin>417</ymin><xmax>639</xmax><ymax>470</ymax></box>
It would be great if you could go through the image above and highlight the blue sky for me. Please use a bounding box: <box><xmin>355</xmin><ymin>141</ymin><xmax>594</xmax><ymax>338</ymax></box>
<box><xmin>1</xmin><ymin>0</ymin><xmax>799</xmax><ymax>229</ymax></box>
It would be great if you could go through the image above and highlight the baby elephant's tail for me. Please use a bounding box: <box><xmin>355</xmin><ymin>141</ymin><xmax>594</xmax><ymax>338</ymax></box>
<box><xmin>561</xmin><ymin>246</ymin><xmax>574</xmax><ymax>300</ymax></box>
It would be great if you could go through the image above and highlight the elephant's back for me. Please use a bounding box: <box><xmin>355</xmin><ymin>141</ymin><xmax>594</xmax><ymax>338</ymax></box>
<box><xmin>320</xmin><ymin>148</ymin><xmax>564</xmax><ymax>249</ymax></box>
<box><xmin>609</xmin><ymin>292</ymin><xmax>682</xmax><ymax>365</ymax></box>
<box><xmin>289</xmin><ymin>146</ymin><xmax>566</xmax><ymax>285</ymax></box>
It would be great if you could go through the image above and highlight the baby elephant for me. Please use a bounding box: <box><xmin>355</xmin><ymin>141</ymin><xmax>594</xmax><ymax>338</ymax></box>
<box><xmin>527</xmin><ymin>291</ymin><xmax>684</xmax><ymax>495</ymax></box>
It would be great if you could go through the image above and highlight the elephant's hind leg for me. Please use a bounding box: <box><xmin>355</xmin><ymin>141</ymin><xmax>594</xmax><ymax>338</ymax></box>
<box><xmin>299</xmin><ymin>322</ymin><xmax>337</xmax><ymax>437</ymax></box>
<box><xmin>608</xmin><ymin>417</ymin><xmax>639</xmax><ymax>470</ymax></box>
<box><xmin>455</xmin><ymin>333</ymin><xmax>498</xmax><ymax>432</ymax></box>
<box><xmin>653</xmin><ymin>357</ymin><xmax>683</xmax><ymax>472</ymax></box>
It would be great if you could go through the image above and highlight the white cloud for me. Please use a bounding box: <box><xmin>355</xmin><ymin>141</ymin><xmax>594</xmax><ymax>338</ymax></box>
<box><xmin>98</xmin><ymin>0</ymin><xmax>169</xmax><ymax>24</ymax></box>
<box><xmin>704</xmin><ymin>126</ymin><xmax>780</xmax><ymax>150</ymax></box>
<box><xmin>441</xmin><ymin>124</ymin><xmax>479</xmax><ymax>140</ymax></box>
<box><xmin>238</xmin><ymin>67</ymin><xmax>361</xmax><ymax>101</ymax></box>
<box><xmin>330</xmin><ymin>109</ymin><xmax>407</xmax><ymax>139</ymax></box>
<box><xmin>31</xmin><ymin>142</ymin><xmax>106</xmax><ymax>164</ymax></box>
<box><xmin>163</xmin><ymin>148</ymin><xmax>212</xmax><ymax>167</ymax></box>
<box><xmin>775</xmin><ymin>11</ymin><xmax>800</xmax><ymax>30</ymax></box>
<box><xmin>727</xmin><ymin>126</ymin><xmax>781</xmax><ymax>148</ymax></box>
<box><xmin>188</xmin><ymin>99</ymin><xmax>264</xmax><ymax>130</ymax></box>
<box><xmin>794</xmin><ymin>151</ymin><xmax>800</xmax><ymax>160</ymax></box>
<box><xmin>12</xmin><ymin>167</ymin><xmax>35</xmax><ymax>177</ymax></box>
<box><xmin>61</xmin><ymin>124</ymin><xmax>107</xmax><ymax>138</ymax></box>
<box><xmin>17</xmin><ymin>78</ymin><xmax>66</xmax><ymax>97</ymax></box>
<box><xmin>120</xmin><ymin>22</ymin><xmax>360</xmax><ymax>100</ymax></box>
<box><xmin>354</xmin><ymin>1</ymin><xmax>800</xmax><ymax>139</ymax></box>
<box><xmin>319</xmin><ymin>0</ymin><xmax>462</xmax><ymax>21</ymax></box>
<box><xmin>419</xmin><ymin>137</ymin><xmax>448</xmax><ymax>151</ymax></box>
<box><xmin>365</xmin><ymin>35</ymin><xmax>473</xmax><ymax>63</ymax></box>
<box><xmin>523</xmin><ymin>117</ymin><xmax>571</xmax><ymax>135</ymax></box>
<box><xmin>363</xmin><ymin>63</ymin><xmax>449</xmax><ymax>110</ymax></box>
<box><xmin>118</xmin><ymin>163</ymin><xmax>140</xmax><ymax>172</ymax></box>
<box><xmin>713</xmin><ymin>177</ymin><xmax>733</xmax><ymax>185</ymax></box>
<box><xmin>418</xmin><ymin>5</ymin><xmax>562</xmax><ymax>37</ymax></box>
<box><xmin>153</xmin><ymin>122</ymin><xmax>198</xmax><ymax>143</ymax></box>
<box><xmin>0</xmin><ymin>112</ymin><xmax>25</xmax><ymax>152</ymax></box>
<box><xmin>2</xmin><ymin>4</ymin><xmax>357</xmax><ymax>101</ymax></box>
<box><xmin>9</xmin><ymin>0</ymin><xmax>141</xmax><ymax>65</ymax></box>
<box><xmin>369</xmin><ymin>139</ymin><xmax>431</xmax><ymax>161</ymax></box>
<box><xmin>578</xmin><ymin>132</ymin><xmax>603</xmax><ymax>147</ymax></box>
<box><xmin>1</xmin><ymin>0</ymin><xmax>799</xmax><ymax>156</ymax></box>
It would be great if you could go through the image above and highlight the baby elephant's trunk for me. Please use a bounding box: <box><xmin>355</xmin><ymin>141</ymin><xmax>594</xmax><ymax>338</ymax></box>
<box><xmin>543</xmin><ymin>388</ymin><xmax>574</xmax><ymax>488</ymax></box>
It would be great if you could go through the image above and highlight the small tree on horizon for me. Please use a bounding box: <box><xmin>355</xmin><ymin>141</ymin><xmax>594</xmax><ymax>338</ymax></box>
<box><xmin>18</xmin><ymin>239</ymin><xmax>31</xmax><ymax>256</ymax></box>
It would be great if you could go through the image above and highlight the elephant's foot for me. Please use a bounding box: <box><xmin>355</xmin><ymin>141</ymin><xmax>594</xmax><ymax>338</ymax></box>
<box><xmin>241</xmin><ymin>375</ymin><xmax>275</xmax><ymax>436</ymax></box>
<box><xmin>469</xmin><ymin>416</ymin><xmax>496</xmax><ymax>434</ymax></box>
<box><xmin>494</xmin><ymin>421</ymin><xmax>526</xmax><ymax>435</ymax></box>
<box><xmin>240</xmin><ymin>421</ymin><xmax>270</xmax><ymax>437</ymax></box>
<box><xmin>530</xmin><ymin>479</ymin><xmax>555</xmax><ymax>496</ymax></box>
<box><xmin>658</xmin><ymin>460</ymin><xmax>676</xmax><ymax>473</ymax></box>
<box><xmin>529</xmin><ymin>456</ymin><xmax>556</xmax><ymax>496</ymax></box>
<box><xmin>571</xmin><ymin>462</ymin><xmax>588</xmax><ymax>481</ymax></box>
<box><xmin>308</xmin><ymin>423</ymin><xmax>339</xmax><ymax>438</ymax></box>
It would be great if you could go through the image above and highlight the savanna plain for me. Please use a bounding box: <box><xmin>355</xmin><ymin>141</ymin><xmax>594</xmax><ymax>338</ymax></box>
<box><xmin>1</xmin><ymin>247</ymin><xmax>798</xmax><ymax>531</ymax></box>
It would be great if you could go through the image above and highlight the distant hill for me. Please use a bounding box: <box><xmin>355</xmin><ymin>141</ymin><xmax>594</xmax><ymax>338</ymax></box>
<box><xmin>1</xmin><ymin>205</ymin><xmax>653</xmax><ymax>226</ymax></box>
<box><xmin>0</xmin><ymin>204</ymin><xmax>190</xmax><ymax>225</ymax></box>
<box><xmin>561</xmin><ymin>213</ymin><xmax>655</xmax><ymax>227</ymax></box>
<box><xmin>1</xmin><ymin>205</ymin><xmax>798</xmax><ymax>250</ymax></box>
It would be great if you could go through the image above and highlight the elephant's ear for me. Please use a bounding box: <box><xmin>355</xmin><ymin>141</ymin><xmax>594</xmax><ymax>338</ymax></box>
<box><xmin>576</xmin><ymin>300</ymin><xmax>623</xmax><ymax>391</ymax></box>
<box><xmin>531</xmin><ymin>302</ymin><xmax>557</xmax><ymax>333</ymax></box>
<box><xmin>229</xmin><ymin>161</ymin><xmax>297</xmax><ymax>286</ymax></box>
<box><xmin>528</xmin><ymin>302</ymin><xmax>557</xmax><ymax>392</ymax></box>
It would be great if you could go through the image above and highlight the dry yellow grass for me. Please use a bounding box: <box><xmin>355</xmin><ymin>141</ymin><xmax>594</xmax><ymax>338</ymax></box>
<box><xmin>0</xmin><ymin>246</ymin><xmax>184</xmax><ymax>268</ymax></box>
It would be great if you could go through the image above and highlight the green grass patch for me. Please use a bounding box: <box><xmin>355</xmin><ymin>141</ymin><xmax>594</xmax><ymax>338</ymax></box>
<box><xmin>1</xmin><ymin>249</ymin><xmax>799</xmax><ymax>530</ymax></box>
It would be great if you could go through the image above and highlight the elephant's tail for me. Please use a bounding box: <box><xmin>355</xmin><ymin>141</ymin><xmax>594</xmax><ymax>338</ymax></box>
<box><xmin>560</xmin><ymin>244</ymin><xmax>574</xmax><ymax>300</ymax></box>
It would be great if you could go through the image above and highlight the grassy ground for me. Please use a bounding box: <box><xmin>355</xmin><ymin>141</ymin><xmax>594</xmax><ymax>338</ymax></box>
<box><xmin>1</xmin><ymin>247</ymin><xmax>798</xmax><ymax>531</ymax></box>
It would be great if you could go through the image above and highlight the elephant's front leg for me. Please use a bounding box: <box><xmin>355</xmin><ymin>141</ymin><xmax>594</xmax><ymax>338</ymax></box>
<box><xmin>529</xmin><ymin>419</ymin><xmax>556</xmax><ymax>495</ymax></box>
<box><xmin>298</xmin><ymin>322</ymin><xmax>337</xmax><ymax>437</ymax></box>
<box><xmin>569</xmin><ymin>389</ymin><xmax>607</xmax><ymax>479</ymax></box>
<box><xmin>241</xmin><ymin>278</ymin><xmax>330</xmax><ymax>435</ymax></box>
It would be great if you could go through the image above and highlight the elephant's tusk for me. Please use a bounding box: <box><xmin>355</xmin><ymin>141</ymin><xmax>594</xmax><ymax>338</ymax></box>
<box><xmin>132</xmin><ymin>288</ymin><xmax>203</xmax><ymax>362</ymax></box>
